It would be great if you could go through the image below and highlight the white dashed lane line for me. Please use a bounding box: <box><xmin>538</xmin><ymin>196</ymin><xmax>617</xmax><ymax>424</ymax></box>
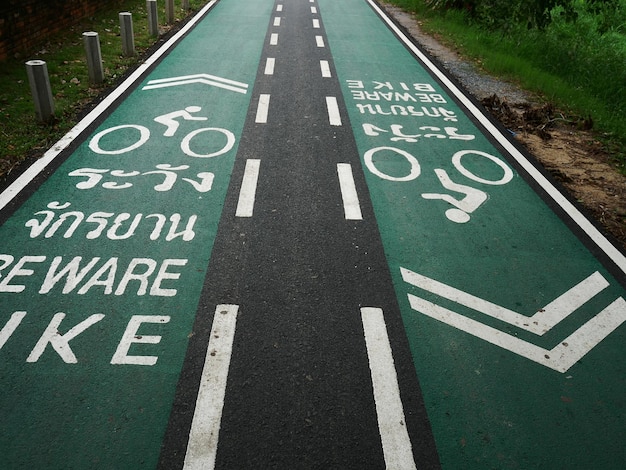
<box><xmin>236</xmin><ymin>159</ymin><xmax>261</xmax><ymax>218</ymax></box>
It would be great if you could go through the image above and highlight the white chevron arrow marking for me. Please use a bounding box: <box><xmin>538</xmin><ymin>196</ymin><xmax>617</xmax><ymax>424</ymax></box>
<box><xmin>407</xmin><ymin>294</ymin><xmax>626</xmax><ymax>373</ymax></box>
<box><xmin>401</xmin><ymin>267</ymin><xmax>610</xmax><ymax>335</ymax></box>
<box><xmin>142</xmin><ymin>74</ymin><xmax>249</xmax><ymax>94</ymax></box>
<box><xmin>401</xmin><ymin>267</ymin><xmax>626</xmax><ymax>372</ymax></box>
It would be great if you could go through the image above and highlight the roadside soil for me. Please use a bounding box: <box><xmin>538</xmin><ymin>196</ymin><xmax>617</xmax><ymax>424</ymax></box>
<box><xmin>383</xmin><ymin>3</ymin><xmax>626</xmax><ymax>251</ymax></box>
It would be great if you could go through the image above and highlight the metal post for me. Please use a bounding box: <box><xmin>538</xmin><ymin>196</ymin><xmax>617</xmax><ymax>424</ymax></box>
<box><xmin>25</xmin><ymin>60</ymin><xmax>55</xmax><ymax>122</ymax></box>
<box><xmin>165</xmin><ymin>0</ymin><xmax>175</xmax><ymax>24</ymax></box>
<box><xmin>82</xmin><ymin>32</ymin><xmax>104</xmax><ymax>85</ymax></box>
<box><xmin>119</xmin><ymin>12</ymin><xmax>135</xmax><ymax>56</ymax></box>
<box><xmin>147</xmin><ymin>0</ymin><xmax>158</xmax><ymax>36</ymax></box>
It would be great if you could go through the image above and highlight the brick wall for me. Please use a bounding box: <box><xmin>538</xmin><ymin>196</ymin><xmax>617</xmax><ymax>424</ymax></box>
<box><xmin>0</xmin><ymin>0</ymin><xmax>123</xmax><ymax>61</ymax></box>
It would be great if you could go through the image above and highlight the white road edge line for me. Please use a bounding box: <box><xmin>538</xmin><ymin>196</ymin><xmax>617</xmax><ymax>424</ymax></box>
<box><xmin>320</xmin><ymin>60</ymin><xmax>331</xmax><ymax>78</ymax></box>
<box><xmin>0</xmin><ymin>0</ymin><xmax>219</xmax><ymax>212</ymax></box>
<box><xmin>183</xmin><ymin>304</ymin><xmax>239</xmax><ymax>470</ymax></box>
<box><xmin>337</xmin><ymin>163</ymin><xmax>363</xmax><ymax>220</ymax></box>
<box><xmin>255</xmin><ymin>94</ymin><xmax>271</xmax><ymax>124</ymax></box>
<box><xmin>264</xmin><ymin>58</ymin><xmax>276</xmax><ymax>76</ymax></box>
<box><xmin>365</xmin><ymin>0</ymin><xmax>626</xmax><ymax>275</ymax></box>
<box><xmin>236</xmin><ymin>159</ymin><xmax>261</xmax><ymax>218</ymax></box>
<box><xmin>315</xmin><ymin>35</ymin><xmax>325</xmax><ymax>48</ymax></box>
<box><xmin>326</xmin><ymin>96</ymin><xmax>342</xmax><ymax>126</ymax></box>
<box><xmin>361</xmin><ymin>307</ymin><xmax>417</xmax><ymax>470</ymax></box>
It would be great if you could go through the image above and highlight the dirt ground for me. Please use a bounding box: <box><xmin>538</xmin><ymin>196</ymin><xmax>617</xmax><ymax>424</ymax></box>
<box><xmin>383</xmin><ymin>4</ymin><xmax>626</xmax><ymax>251</ymax></box>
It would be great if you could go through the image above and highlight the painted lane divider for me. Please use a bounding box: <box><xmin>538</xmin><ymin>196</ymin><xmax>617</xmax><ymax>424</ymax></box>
<box><xmin>276</xmin><ymin>4</ymin><xmax>283</xmax><ymax>12</ymax></box>
<box><xmin>401</xmin><ymin>267</ymin><xmax>626</xmax><ymax>373</ymax></box>
<box><xmin>325</xmin><ymin>96</ymin><xmax>342</xmax><ymax>126</ymax></box>
<box><xmin>361</xmin><ymin>307</ymin><xmax>417</xmax><ymax>470</ymax></box>
<box><xmin>311</xmin><ymin>6</ymin><xmax>317</xmax><ymax>13</ymax></box>
<box><xmin>264</xmin><ymin>58</ymin><xmax>275</xmax><ymax>76</ymax></box>
<box><xmin>183</xmin><ymin>304</ymin><xmax>239</xmax><ymax>470</ymax></box>
<box><xmin>312</xmin><ymin>18</ymin><xmax>320</xmax><ymax>29</ymax></box>
<box><xmin>320</xmin><ymin>60</ymin><xmax>331</xmax><ymax>78</ymax></box>
<box><xmin>235</xmin><ymin>159</ymin><xmax>261</xmax><ymax>218</ymax></box>
<box><xmin>273</xmin><ymin>16</ymin><xmax>281</xmax><ymax>27</ymax></box>
<box><xmin>142</xmin><ymin>74</ymin><xmax>249</xmax><ymax>94</ymax></box>
<box><xmin>315</xmin><ymin>35</ymin><xmax>325</xmax><ymax>48</ymax></box>
<box><xmin>270</xmin><ymin>33</ymin><xmax>279</xmax><ymax>46</ymax></box>
<box><xmin>255</xmin><ymin>94</ymin><xmax>271</xmax><ymax>124</ymax></box>
<box><xmin>337</xmin><ymin>163</ymin><xmax>363</xmax><ymax>221</ymax></box>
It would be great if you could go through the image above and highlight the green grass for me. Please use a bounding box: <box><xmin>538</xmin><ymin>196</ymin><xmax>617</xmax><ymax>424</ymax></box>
<box><xmin>0</xmin><ymin>0</ymin><xmax>208</xmax><ymax>179</ymax></box>
<box><xmin>390</xmin><ymin>0</ymin><xmax>626</xmax><ymax>173</ymax></box>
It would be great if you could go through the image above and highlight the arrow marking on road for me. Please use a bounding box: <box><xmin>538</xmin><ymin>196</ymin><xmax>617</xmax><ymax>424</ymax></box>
<box><xmin>401</xmin><ymin>267</ymin><xmax>626</xmax><ymax>372</ymax></box>
<box><xmin>142</xmin><ymin>74</ymin><xmax>249</xmax><ymax>94</ymax></box>
<box><xmin>401</xmin><ymin>268</ymin><xmax>610</xmax><ymax>336</ymax></box>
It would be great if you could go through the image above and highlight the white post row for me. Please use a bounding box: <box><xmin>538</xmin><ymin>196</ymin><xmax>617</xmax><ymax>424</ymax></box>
<box><xmin>147</xmin><ymin>0</ymin><xmax>159</xmax><ymax>37</ymax></box>
<box><xmin>82</xmin><ymin>31</ymin><xmax>104</xmax><ymax>85</ymax></box>
<box><xmin>119</xmin><ymin>12</ymin><xmax>135</xmax><ymax>57</ymax></box>
<box><xmin>25</xmin><ymin>60</ymin><xmax>55</xmax><ymax>122</ymax></box>
<box><xmin>165</xmin><ymin>0</ymin><xmax>175</xmax><ymax>24</ymax></box>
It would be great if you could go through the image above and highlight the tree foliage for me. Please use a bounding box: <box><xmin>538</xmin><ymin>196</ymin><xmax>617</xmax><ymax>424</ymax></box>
<box><xmin>427</xmin><ymin>0</ymin><xmax>624</xmax><ymax>31</ymax></box>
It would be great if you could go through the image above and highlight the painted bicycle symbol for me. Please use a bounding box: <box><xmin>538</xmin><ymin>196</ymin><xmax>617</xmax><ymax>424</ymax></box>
<box><xmin>364</xmin><ymin>146</ymin><xmax>514</xmax><ymax>223</ymax></box>
<box><xmin>70</xmin><ymin>107</ymin><xmax>235</xmax><ymax>193</ymax></box>
<box><xmin>88</xmin><ymin>106</ymin><xmax>235</xmax><ymax>158</ymax></box>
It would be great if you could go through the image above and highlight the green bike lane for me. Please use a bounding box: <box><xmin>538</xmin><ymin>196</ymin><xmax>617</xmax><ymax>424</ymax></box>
<box><xmin>0</xmin><ymin>0</ymin><xmax>272</xmax><ymax>467</ymax></box>
<box><xmin>319</xmin><ymin>0</ymin><xmax>626</xmax><ymax>468</ymax></box>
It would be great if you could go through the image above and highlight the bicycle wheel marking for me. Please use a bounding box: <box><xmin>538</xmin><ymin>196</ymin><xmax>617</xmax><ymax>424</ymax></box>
<box><xmin>0</xmin><ymin>0</ymin><xmax>273</xmax><ymax>467</ymax></box>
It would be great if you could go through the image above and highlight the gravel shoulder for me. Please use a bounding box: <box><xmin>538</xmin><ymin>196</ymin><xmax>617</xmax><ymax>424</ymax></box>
<box><xmin>383</xmin><ymin>3</ymin><xmax>626</xmax><ymax>251</ymax></box>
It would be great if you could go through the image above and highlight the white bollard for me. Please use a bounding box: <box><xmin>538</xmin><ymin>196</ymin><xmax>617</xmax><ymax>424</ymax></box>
<box><xmin>147</xmin><ymin>0</ymin><xmax>158</xmax><ymax>36</ymax></box>
<box><xmin>25</xmin><ymin>60</ymin><xmax>55</xmax><ymax>122</ymax></box>
<box><xmin>83</xmin><ymin>32</ymin><xmax>104</xmax><ymax>85</ymax></box>
<box><xmin>119</xmin><ymin>12</ymin><xmax>135</xmax><ymax>56</ymax></box>
<box><xmin>165</xmin><ymin>0</ymin><xmax>175</xmax><ymax>24</ymax></box>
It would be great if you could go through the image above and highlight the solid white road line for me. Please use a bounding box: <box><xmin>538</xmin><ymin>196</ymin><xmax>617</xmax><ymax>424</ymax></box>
<box><xmin>236</xmin><ymin>159</ymin><xmax>261</xmax><ymax>218</ymax></box>
<box><xmin>325</xmin><ymin>96</ymin><xmax>342</xmax><ymax>126</ymax></box>
<box><xmin>255</xmin><ymin>94</ymin><xmax>271</xmax><ymax>124</ymax></box>
<box><xmin>361</xmin><ymin>307</ymin><xmax>417</xmax><ymax>470</ymax></box>
<box><xmin>320</xmin><ymin>60</ymin><xmax>331</xmax><ymax>78</ymax></box>
<box><xmin>315</xmin><ymin>35</ymin><xmax>325</xmax><ymax>47</ymax></box>
<box><xmin>265</xmin><ymin>58</ymin><xmax>276</xmax><ymax>76</ymax></box>
<box><xmin>270</xmin><ymin>33</ymin><xmax>279</xmax><ymax>45</ymax></box>
<box><xmin>337</xmin><ymin>164</ymin><xmax>363</xmax><ymax>220</ymax></box>
<box><xmin>183</xmin><ymin>304</ymin><xmax>239</xmax><ymax>470</ymax></box>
